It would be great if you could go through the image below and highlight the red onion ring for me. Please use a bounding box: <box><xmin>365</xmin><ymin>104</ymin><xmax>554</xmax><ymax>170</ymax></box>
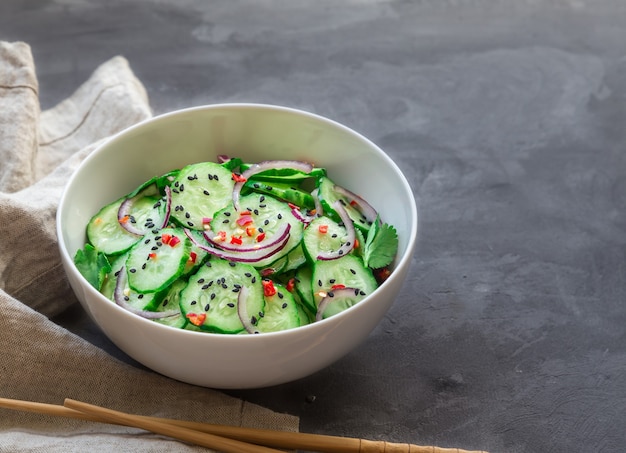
<box><xmin>316</xmin><ymin>200</ymin><xmax>356</xmax><ymax>261</ymax></box>
<box><xmin>332</xmin><ymin>184</ymin><xmax>380</xmax><ymax>225</ymax></box>
<box><xmin>117</xmin><ymin>196</ymin><xmax>145</xmax><ymax>236</ymax></box>
<box><xmin>311</xmin><ymin>188</ymin><xmax>324</xmax><ymax>217</ymax></box>
<box><xmin>202</xmin><ymin>223</ymin><xmax>291</xmax><ymax>253</ymax></box>
<box><xmin>113</xmin><ymin>266</ymin><xmax>179</xmax><ymax>319</ymax></box>
<box><xmin>315</xmin><ymin>286</ymin><xmax>361</xmax><ymax>321</ymax></box>
<box><xmin>161</xmin><ymin>185</ymin><xmax>172</xmax><ymax>228</ymax></box>
<box><xmin>237</xmin><ymin>285</ymin><xmax>259</xmax><ymax>334</ymax></box>
<box><xmin>185</xmin><ymin>228</ymin><xmax>290</xmax><ymax>263</ymax></box>
<box><xmin>233</xmin><ymin>160</ymin><xmax>314</xmax><ymax>211</ymax></box>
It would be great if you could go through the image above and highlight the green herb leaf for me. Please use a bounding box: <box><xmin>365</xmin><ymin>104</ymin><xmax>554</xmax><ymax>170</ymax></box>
<box><xmin>74</xmin><ymin>244</ymin><xmax>111</xmax><ymax>290</ymax></box>
<box><xmin>362</xmin><ymin>218</ymin><xmax>398</xmax><ymax>269</ymax></box>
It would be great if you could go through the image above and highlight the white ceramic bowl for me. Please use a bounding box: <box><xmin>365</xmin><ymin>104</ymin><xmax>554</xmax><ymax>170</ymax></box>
<box><xmin>57</xmin><ymin>104</ymin><xmax>418</xmax><ymax>389</ymax></box>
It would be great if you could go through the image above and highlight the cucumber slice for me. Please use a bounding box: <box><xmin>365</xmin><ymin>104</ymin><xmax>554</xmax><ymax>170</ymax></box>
<box><xmin>245</xmin><ymin>180</ymin><xmax>315</xmax><ymax>209</ymax></box>
<box><xmin>169</xmin><ymin>162</ymin><xmax>234</xmax><ymax>230</ymax></box>
<box><xmin>294</xmin><ymin>265</ymin><xmax>315</xmax><ymax>313</ymax></box>
<box><xmin>125</xmin><ymin>228</ymin><xmax>191</xmax><ymax>293</ymax></box>
<box><xmin>255</xmin><ymin>282</ymin><xmax>301</xmax><ymax>333</ymax></box>
<box><xmin>152</xmin><ymin>279</ymin><xmax>187</xmax><ymax>329</ymax></box>
<box><xmin>179</xmin><ymin>259</ymin><xmax>265</xmax><ymax>334</ymax></box>
<box><xmin>86</xmin><ymin>197</ymin><xmax>142</xmax><ymax>255</ymax></box>
<box><xmin>240</xmin><ymin>163</ymin><xmax>326</xmax><ymax>184</ymax></box>
<box><xmin>312</xmin><ymin>254</ymin><xmax>377</xmax><ymax>319</ymax></box>
<box><xmin>283</xmin><ymin>242</ymin><xmax>307</xmax><ymax>273</ymax></box>
<box><xmin>317</xmin><ymin>176</ymin><xmax>373</xmax><ymax>234</ymax></box>
<box><xmin>211</xmin><ymin>193</ymin><xmax>304</xmax><ymax>269</ymax></box>
<box><xmin>302</xmin><ymin>216</ymin><xmax>349</xmax><ymax>263</ymax></box>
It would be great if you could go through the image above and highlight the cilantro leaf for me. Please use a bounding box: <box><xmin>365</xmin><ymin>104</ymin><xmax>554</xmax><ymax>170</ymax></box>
<box><xmin>73</xmin><ymin>244</ymin><xmax>111</xmax><ymax>290</ymax></box>
<box><xmin>362</xmin><ymin>218</ymin><xmax>398</xmax><ymax>269</ymax></box>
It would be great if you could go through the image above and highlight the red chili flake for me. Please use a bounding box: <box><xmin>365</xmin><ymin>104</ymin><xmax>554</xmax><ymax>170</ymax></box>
<box><xmin>202</xmin><ymin>217</ymin><xmax>211</xmax><ymax>225</ymax></box>
<box><xmin>262</xmin><ymin>279</ymin><xmax>277</xmax><ymax>297</ymax></box>
<box><xmin>256</xmin><ymin>232</ymin><xmax>266</xmax><ymax>242</ymax></box>
<box><xmin>230</xmin><ymin>235</ymin><xmax>243</xmax><ymax>245</ymax></box>
<box><xmin>186</xmin><ymin>313</ymin><xmax>206</xmax><ymax>326</ymax></box>
<box><xmin>260</xmin><ymin>268</ymin><xmax>275</xmax><ymax>277</ymax></box>
<box><xmin>354</xmin><ymin>238</ymin><xmax>360</xmax><ymax>249</ymax></box>
<box><xmin>168</xmin><ymin>235</ymin><xmax>181</xmax><ymax>247</ymax></box>
<box><xmin>161</xmin><ymin>233</ymin><xmax>172</xmax><ymax>245</ymax></box>
<box><xmin>245</xmin><ymin>226</ymin><xmax>256</xmax><ymax>237</ymax></box>
<box><xmin>239</xmin><ymin>210</ymin><xmax>252</xmax><ymax>216</ymax></box>
<box><xmin>232</xmin><ymin>173</ymin><xmax>247</xmax><ymax>183</ymax></box>
<box><xmin>188</xmin><ymin>251</ymin><xmax>197</xmax><ymax>264</ymax></box>
<box><xmin>148</xmin><ymin>252</ymin><xmax>157</xmax><ymax>260</ymax></box>
<box><xmin>373</xmin><ymin>267</ymin><xmax>392</xmax><ymax>284</ymax></box>
<box><xmin>119</xmin><ymin>215</ymin><xmax>130</xmax><ymax>224</ymax></box>
<box><xmin>288</xmin><ymin>202</ymin><xmax>299</xmax><ymax>210</ymax></box>
<box><xmin>318</xmin><ymin>224</ymin><xmax>329</xmax><ymax>234</ymax></box>
<box><xmin>286</xmin><ymin>278</ymin><xmax>296</xmax><ymax>292</ymax></box>
<box><xmin>331</xmin><ymin>284</ymin><xmax>346</xmax><ymax>290</ymax></box>
<box><xmin>350</xmin><ymin>200</ymin><xmax>358</xmax><ymax>207</ymax></box>
<box><xmin>236</xmin><ymin>215</ymin><xmax>254</xmax><ymax>226</ymax></box>
<box><xmin>215</xmin><ymin>231</ymin><xmax>227</xmax><ymax>242</ymax></box>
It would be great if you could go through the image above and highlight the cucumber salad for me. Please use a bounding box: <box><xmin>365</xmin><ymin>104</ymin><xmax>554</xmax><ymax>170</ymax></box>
<box><xmin>74</xmin><ymin>156</ymin><xmax>398</xmax><ymax>334</ymax></box>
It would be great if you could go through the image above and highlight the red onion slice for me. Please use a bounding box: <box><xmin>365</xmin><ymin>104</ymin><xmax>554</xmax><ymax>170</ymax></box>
<box><xmin>333</xmin><ymin>184</ymin><xmax>380</xmax><ymax>225</ymax></box>
<box><xmin>315</xmin><ymin>287</ymin><xmax>361</xmax><ymax>322</ymax></box>
<box><xmin>117</xmin><ymin>196</ymin><xmax>145</xmax><ymax>236</ymax></box>
<box><xmin>237</xmin><ymin>285</ymin><xmax>260</xmax><ymax>334</ymax></box>
<box><xmin>161</xmin><ymin>185</ymin><xmax>172</xmax><ymax>228</ymax></box>
<box><xmin>202</xmin><ymin>223</ymin><xmax>291</xmax><ymax>253</ymax></box>
<box><xmin>290</xmin><ymin>207</ymin><xmax>316</xmax><ymax>225</ymax></box>
<box><xmin>233</xmin><ymin>160</ymin><xmax>314</xmax><ymax>211</ymax></box>
<box><xmin>185</xmin><ymin>228</ymin><xmax>290</xmax><ymax>263</ymax></box>
<box><xmin>316</xmin><ymin>200</ymin><xmax>356</xmax><ymax>261</ymax></box>
<box><xmin>113</xmin><ymin>266</ymin><xmax>179</xmax><ymax>319</ymax></box>
<box><xmin>311</xmin><ymin>188</ymin><xmax>324</xmax><ymax>217</ymax></box>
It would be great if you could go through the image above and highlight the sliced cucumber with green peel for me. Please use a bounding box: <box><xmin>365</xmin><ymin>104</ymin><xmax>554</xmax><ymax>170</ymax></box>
<box><xmin>169</xmin><ymin>162</ymin><xmax>234</xmax><ymax>230</ymax></box>
<box><xmin>179</xmin><ymin>259</ymin><xmax>265</xmax><ymax>334</ymax></box>
<box><xmin>294</xmin><ymin>265</ymin><xmax>315</xmax><ymax>313</ymax></box>
<box><xmin>125</xmin><ymin>228</ymin><xmax>191</xmax><ymax>293</ymax></box>
<box><xmin>302</xmin><ymin>216</ymin><xmax>349</xmax><ymax>263</ymax></box>
<box><xmin>255</xmin><ymin>282</ymin><xmax>301</xmax><ymax>333</ymax></box>
<box><xmin>153</xmin><ymin>279</ymin><xmax>187</xmax><ymax>329</ymax></box>
<box><xmin>87</xmin><ymin>198</ymin><xmax>142</xmax><ymax>255</ymax></box>
<box><xmin>312</xmin><ymin>254</ymin><xmax>377</xmax><ymax>319</ymax></box>
<box><xmin>317</xmin><ymin>176</ymin><xmax>373</xmax><ymax>234</ymax></box>
<box><xmin>211</xmin><ymin>193</ymin><xmax>304</xmax><ymax>269</ymax></box>
<box><xmin>245</xmin><ymin>180</ymin><xmax>315</xmax><ymax>209</ymax></box>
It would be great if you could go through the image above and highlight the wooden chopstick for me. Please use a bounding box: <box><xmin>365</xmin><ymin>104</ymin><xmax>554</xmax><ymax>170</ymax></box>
<box><xmin>0</xmin><ymin>397</ymin><xmax>488</xmax><ymax>453</ymax></box>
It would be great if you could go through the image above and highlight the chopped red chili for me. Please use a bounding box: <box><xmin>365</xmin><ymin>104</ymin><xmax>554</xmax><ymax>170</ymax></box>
<box><xmin>262</xmin><ymin>279</ymin><xmax>277</xmax><ymax>297</ymax></box>
<box><xmin>331</xmin><ymin>284</ymin><xmax>346</xmax><ymax>290</ymax></box>
<box><xmin>286</xmin><ymin>278</ymin><xmax>296</xmax><ymax>292</ymax></box>
<box><xmin>230</xmin><ymin>235</ymin><xmax>243</xmax><ymax>245</ymax></box>
<box><xmin>318</xmin><ymin>224</ymin><xmax>328</xmax><ymax>234</ymax></box>
<box><xmin>256</xmin><ymin>232</ymin><xmax>266</xmax><ymax>242</ymax></box>
<box><xmin>186</xmin><ymin>313</ymin><xmax>206</xmax><ymax>326</ymax></box>
<box><xmin>231</xmin><ymin>173</ymin><xmax>247</xmax><ymax>183</ymax></box>
<box><xmin>168</xmin><ymin>235</ymin><xmax>181</xmax><ymax>247</ymax></box>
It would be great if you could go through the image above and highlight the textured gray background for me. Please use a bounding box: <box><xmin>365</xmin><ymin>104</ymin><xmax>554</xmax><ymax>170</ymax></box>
<box><xmin>2</xmin><ymin>1</ymin><xmax>626</xmax><ymax>452</ymax></box>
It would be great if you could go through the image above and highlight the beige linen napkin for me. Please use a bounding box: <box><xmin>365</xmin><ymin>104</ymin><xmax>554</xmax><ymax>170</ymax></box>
<box><xmin>0</xmin><ymin>41</ymin><xmax>298</xmax><ymax>452</ymax></box>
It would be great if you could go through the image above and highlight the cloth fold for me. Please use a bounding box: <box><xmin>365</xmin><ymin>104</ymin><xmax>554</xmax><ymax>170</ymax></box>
<box><xmin>0</xmin><ymin>41</ymin><xmax>298</xmax><ymax>452</ymax></box>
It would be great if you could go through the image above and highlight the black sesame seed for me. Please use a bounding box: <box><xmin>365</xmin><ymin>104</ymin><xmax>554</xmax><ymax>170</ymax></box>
<box><xmin>264</xmin><ymin>219</ymin><xmax>270</xmax><ymax>225</ymax></box>
<box><xmin>210</xmin><ymin>293</ymin><xmax>216</xmax><ymax>300</ymax></box>
<box><xmin>317</xmin><ymin>279</ymin><xmax>322</xmax><ymax>286</ymax></box>
<box><xmin>156</xmin><ymin>241</ymin><xmax>163</xmax><ymax>246</ymax></box>
<box><xmin>338</xmin><ymin>250</ymin><xmax>344</xmax><ymax>255</ymax></box>
<box><xmin>141</xmin><ymin>263</ymin><xmax>147</xmax><ymax>270</ymax></box>
<box><xmin>191</xmin><ymin>300</ymin><xmax>197</xmax><ymax>305</ymax></box>
<box><xmin>124</xmin><ymin>296</ymin><xmax>130</xmax><ymax>301</ymax></box>
<box><xmin>232</xmin><ymin>287</ymin><xmax>240</xmax><ymax>293</ymax></box>
<box><xmin>277</xmin><ymin>292</ymin><xmax>284</xmax><ymax>299</ymax></box>
<box><xmin>152</xmin><ymin>229</ymin><xmax>159</xmax><ymax>234</ymax></box>
<box><xmin>359</xmin><ymin>290</ymin><xmax>366</xmax><ymax>296</ymax></box>
<box><xmin>224</xmin><ymin>212</ymin><xmax>231</xmax><ymax>217</ymax></box>
<box><xmin>258</xmin><ymin>311</ymin><xmax>264</xmax><ymax>318</ymax></box>
<box><xmin>244</xmin><ymin>272</ymin><xmax>252</xmax><ymax>277</ymax></box>
<box><xmin>253</xmin><ymin>183</ymin><xmax>260</xmax><ymax>188</ymax></box>
<box><xmin>204</xmin><ymin>304</ymin><xmax>210</xmax><ymax>311</ymax></box>
<box><xmin>208</xmin><ymin>174</ymin><xmax>213</xmax><ymax>180</ymax></box>
<box><xmin>144</xmin><ymin>239</ymin><xmax>150</xmax><ymax>244</ymax></box>
<box><xmin>153</xmin><ymin>201</ymin><xmax>161</xmax><ymax>208</ymax></box>
<box><xmin>266</xmin><ymin>186</ymin><xmax>273</xmax><ymax>191</ymax></box>
<box><xmin>114</xmin><ymin>270</ymin><xmax>121</xmax><ymax>276</ymax></box>
<box><xmin>251</xmin><ymin>316</ymin><xmax>257</xmax><ymax>325</ymax></box>
<box><xmin>202</xmin><ymin>284</ymin><xmax>210</xmax><ymax>290</ymax></box>
<box><xmin>277</xmin><ymin>213</ymin><xmax>283</xmax><ymax>219</ymax></box>
<box><xmin>222</xmin><ymin>219</ymin><xmax>230</xmax><ymax>224</ymax></box>
<box><xmin>151</xmin><ymin>246</ymin><xmax>158</xmax><ymax>251</ymax></box>
<box><xmin>162</xmin><ymin>299</ymin><xmax>169</xmax><ymax>306</ymax></box>
<box><xmin>259</xmin><ymin>204</ymin><xmax>266</xmax><ymax>208</ymax></box>
<box><xmin>259</xmin><ymin>195</ymin><xmax>265</xmax><ymax>202</ymax></box>
<box><xmin>129</xmin><ymin>268</ymin><xmax>137</xmax><ymax>273</ymax></box>
<box><xmin>258</xmin><ymin>227</ymin><xmax>264</xmax><ymax>233</ymax></box>
<box><xmin>214</xmin><ymin>174</ymin><xmax>219</xmax><ymax>181</ymax></box>
<box><xmin>185</xmin><ymin>212</ymin><xmax>191</xmax><ymax>219</ymax></box>
<box><xmin>251</xmin><ymin>277</ymin><xmax>256</xmax><ymax>283</ymax></box>
<box><xmin>350</xmin><ymin>268</ymin><xmax>356</xmax><ymax>274</ymax></box>
<box><xmin>229</xmin><ymin>261</ymin><xmax>236</xmax><ymax>267</ymax></box>
<box><xmin>187</xmin><ymin>221</ymin><xmax>194</xmax><ymax>227</ymax></box>
<box><xmin>206</xmin><ymin>262</ymin><xmax>212</xmax><ymax>267</ymax></box>
<box><xmin>253</xmin><ymin>209</ymin><xmax>259</xmax><ymax>215</ymax></box>
<box><xmin>331</xmin><ymin>234</ymin><xmax>338</xmax><ymax>238</ymax></box>
<box><xmin>138</xmin><ymin>294</ymin><xmax>144</xmax><ymax>299</ymax></box>
<box><xmin>203</xmin><ymin>190</ymin><xmax>210</xmax><ymax>196</ymax></box>
<box><xmin>282</xmin><ymin>303</ymin><xmax>288</xmax><ymax>309</ymax></box>
<box><xmin>227</xmin><ymin>302</ymin><xmax>235</xmax><ymax>307</ymax></box>
<box><xmin>330</xmin><ymin>279</ymin><xmax>336</xmax><ymax>283</ymax></box>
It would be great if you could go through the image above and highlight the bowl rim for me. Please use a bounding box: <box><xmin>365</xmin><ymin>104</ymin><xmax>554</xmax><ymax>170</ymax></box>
<box><xmin>56</xmin><ymin>102</ymin><xmax>419</xmax><ymax>340</ymax></box>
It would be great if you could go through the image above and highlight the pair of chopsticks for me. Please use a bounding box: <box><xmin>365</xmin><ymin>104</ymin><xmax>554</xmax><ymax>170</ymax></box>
<box><xmin>0</xmin><ymin>397</ymin><xmax>488</xmax><ymax>453</ymax></box>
